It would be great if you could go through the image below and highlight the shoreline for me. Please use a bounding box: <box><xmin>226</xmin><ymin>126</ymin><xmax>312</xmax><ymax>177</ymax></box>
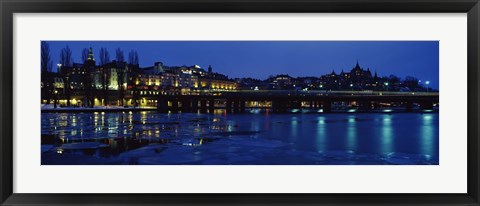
<box><xmin>41</xmin><ymin>107</ymin><xmax>439</xmax><ymax>114</ymax></box>
<box><xmin>41</xmin><ymin>107</ymin><xmax>157</xmax><ymax>113</ymax></box>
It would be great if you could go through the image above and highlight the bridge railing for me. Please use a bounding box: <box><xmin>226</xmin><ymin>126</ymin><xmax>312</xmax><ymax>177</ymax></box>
<box><xmin>200</xmin><ymin>90</ymin><xmax>438</xmax><ymax>96</ymax></box>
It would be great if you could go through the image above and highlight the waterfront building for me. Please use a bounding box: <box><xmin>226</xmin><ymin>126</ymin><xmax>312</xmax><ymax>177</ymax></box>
<box><xmin>41</xmin><ymin>50</ymin><xmax>432</xmax><ymax>108</ymax></box>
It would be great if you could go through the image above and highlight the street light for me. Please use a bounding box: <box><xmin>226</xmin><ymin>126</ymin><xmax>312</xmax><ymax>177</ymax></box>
<box><xmin>350</xmin><ymin>83</ymin><xmax>353</xmax><ymax>92</ymax></box>
<box><xmin>53</xmin><ymin>90</ymin><xmax>58</xmax><ymax>108</ymax></box>
<box><xmin>425</xmin><ymin>81</ymin><xmax>430</xmax><ymax>92</ymax></box>
<box><xmin>57</xmin><ymin>63</ymin><xmax>62</xmax><ymax>73</ymax></box>
<box><xmin>384</xmin><ymin>82</ymin><xmax>389</xmax><ymax>92</ymax></box>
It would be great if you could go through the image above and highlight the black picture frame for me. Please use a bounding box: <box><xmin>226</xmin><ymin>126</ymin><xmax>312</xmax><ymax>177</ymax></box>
<box><xmin>1</xmin><ymin>0</ymin><xmax>479</xmax><ymax>205</ymax></box>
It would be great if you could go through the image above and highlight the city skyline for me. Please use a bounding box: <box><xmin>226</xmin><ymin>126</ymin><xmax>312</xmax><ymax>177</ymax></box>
<box><xmin>41</xmin><ymin>41</ymin><xmax>439</xmax><ymax>165</ymax></box>
<box><xmin>45</xmin><ymin>41</ymin><xmax>439</xmax><ymax>89</ymax></box>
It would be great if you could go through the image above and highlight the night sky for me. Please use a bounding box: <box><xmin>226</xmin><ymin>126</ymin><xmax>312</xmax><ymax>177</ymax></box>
<box><xmin>45</xmin><ymin>41</ymin><xmax>439</xmax><ymax>89</ymax></box>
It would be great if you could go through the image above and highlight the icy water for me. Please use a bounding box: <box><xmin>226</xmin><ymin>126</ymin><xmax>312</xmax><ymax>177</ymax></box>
<box><xmin>41</xmin><ymin>111</ymin><xmax>439</xmax><ymax>165</ymax></box>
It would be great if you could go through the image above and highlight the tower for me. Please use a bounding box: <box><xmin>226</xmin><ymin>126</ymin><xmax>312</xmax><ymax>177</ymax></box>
<box><xmin>87</xmin><ymin>47</ymin><xmax>95</xmax><ymax>61</ymax></box>
<box><xmin>208</xmin><ymin>65</ymin><xmax>212</xmax><ymax>73</ymax></box>
<box><xmin>354</xmin><ymin>59</ymin><xmax>361</xmax><ymax>70</ymax></box>
<box><xmin>330</xmin><ymin>69</ymin><xmax>336</xmax><ymax>76</ymax></box>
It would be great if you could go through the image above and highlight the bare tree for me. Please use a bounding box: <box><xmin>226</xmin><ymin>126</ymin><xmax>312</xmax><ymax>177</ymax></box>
<box><xmin>116</xmin><ymin>48</ymin><xmax>126</xmax><ymax>106</ymax></box>
<box><xmin>134</xmin><ymin>51</ymin><xmax>139</xmax><ymax>66</ymax></box>
<box><xmin>60</xmin><ymin>50</ymin><xmax>65</xmax><ymax>67</ymax></box>
<box><xmin>41</xmin><ymin>42</ymin><xmax>51</xmax><ymax>73</ymax></box>
<box><xmin>41</xmin><ymin>42</ymin><xmax>53</xmax><ymax>105</ymax></box>
<box><xmin>128</xmin><ymin>50</ymin><xmax>134</xmax><ymax>65</ymax></box>
<box><xmin>128</xmin><ymin>50</ymin><xmax>139</xmax><ymax>66</ymax></box>
<box><xmin>59</xmin><ymin>45</ymin><xmax>73</xmax><ymax>107</ymax></box>
<box><xmin>128</xmin><ymin>50</ymin><xmax>140</xmax><ymax>107</ymax></box>
<box><xmin>116</xmin><ymin>48</ymin><xmax>125</xmax><ymax>62</ymax></box>
<box><xmin>81</xmin><ymin>48</ymin><xmax>89</xmax><ymax>63</ymax></box>
<box><xmin>98</xmin><ymin>48</ymin><xmax>111</xmax><ymax>106</ymax></box>
<box><xmin>99</xmin><ymin>47</ymin><xmax>110</xmax><ymax>66</ymax></box>
<box><xmin>59</xmin><ymin>45</ymin><xmax>73</xmax><ymax>68</ymax></box>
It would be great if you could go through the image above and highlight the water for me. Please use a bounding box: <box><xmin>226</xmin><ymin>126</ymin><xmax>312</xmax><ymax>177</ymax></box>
<box><xmin>41</xmin><ymin>110</ymin><xmax>439</xmax><ymax>165</ymax></box>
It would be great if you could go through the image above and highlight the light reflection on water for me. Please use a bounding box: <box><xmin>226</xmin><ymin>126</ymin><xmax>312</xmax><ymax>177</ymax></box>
<box><xmin>41</xmin><ymin>111</ymin><xmax>439</xmax><ymax>165</ymax></box>
<box><xmin>380</xmin><ymin>116</ymin><xmax>394</xmax><ymax>155</ymax></box>
<box><xmin>421</xmin><ymin>114</ymin><xmax>434</xmax><ymax>156</ymax></box>
<box><xmin>346</xmin><ymin>115</ymin><xmax>357</xmax><ymax>152</ymax></box>
<box><xmin>315</xmin><ymin>116</ymin><xmax>327</xmax><ymax>152</ymax></box>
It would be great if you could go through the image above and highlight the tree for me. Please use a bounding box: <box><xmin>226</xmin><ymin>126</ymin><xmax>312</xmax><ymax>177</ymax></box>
<box><xmin>98</xmin><ymin>48</ymin><xmax>111</xmax><ymax>106</ymax></box>
<box><xmin>41</xmin><ymin>42</ymin><xmax>51</xmax><ymax>73</ymax></box>
<box><xmin>128</xmin><ymin>50</ymin><xmax>140</xmax><ymax>107</ymax></box>
<box><xmin>41</xmin><ymin>42</ymin><xmax>53</xmax><ymax>105</ymax></box>
<box><xmin>134</xmin><ymin>51</ymin><xmax>139</xmax><ymax>66</ymax></box>
<box><xmin>59</xmin><ymin>45</ymin><xmax>73</xmax><ymax>68</ymax></box>
<box><xmin>128</xmin><ymin>50</ymin><xmax>139</xmax><ymax>66</ymax></box>
<box><xmin>59</xmin><ymin>45</ymin><xmax>73</xmax><ymax>106</ymax></box>
<box><xmin>404</xmin><ymin>76</ymin><xmax>419</xmax><ymax>90</ymax></box>
<box><xmin>116</xmin><ymin>48</ymin><xmax>125</xmax><ymax>63</ymax></box>
<box><xmin>99</xmin><ymin>47</ymin><xmax>110</xmax><ymax>66</ymax></box>
<box><xmin>81</xmin><ymin>48</ymin><xmax>89</xmax><ymax>63</ymax></box>
<box><xmin>388</xmin><ymin>75</ymin><xmax>401</xmax><ymax>84</ymax></box>
<box><xmin>116</xmin><ymin>48</ymin><xmax>126</xmax><ymax>106</ymax></box>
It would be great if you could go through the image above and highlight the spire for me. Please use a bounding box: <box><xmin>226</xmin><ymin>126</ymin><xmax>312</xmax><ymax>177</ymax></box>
<box><xmin>331</xmin><ymin>69</ymin><xmax>336</xmax><ymax>75</ymax></box>
<box><xmin>87</xmin><ymin>47</ymin><xmax>95</xmax><ymax>61</ymax></box>
<box><xmin>355</xmin><ymin>59</ymin><xmax>360</xmax><ymax>69</ymax></box>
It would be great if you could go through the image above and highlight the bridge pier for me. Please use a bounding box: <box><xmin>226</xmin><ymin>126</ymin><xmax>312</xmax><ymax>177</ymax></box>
<box><xmin>280</xmin><ymin>101</ymin><xmax>288</xmax><ymax>113</ymax></box>
<box><xmin>191</xmin><ymin>99</ymin><xmax>199</xmax><ymax>113</ymax></box>
<box><xmin>405</xmin><ymin>101</ymin><xmax>413</xmax><ymax>112</ymax></box>
<box><xmin>157</xmin><ymin>97</ymin><xmax>168</xmax><ymax>113</ymax></box>
<box><xmin>322</xmin><ymin>100</ymin><xmax>332</xmax><ymax>113</ymax></box>
<box><xmin>171</xmin><ymin>99</ymin><xmax>179</xmax><ymax>112</ymax></box>
<box><xmin>200</xmin><ymin>99</ymin><xmax>207</xmax><ymax>113</ymax></box>
<box><xmin>420</xmin><ymin>101</ymin><xmax>434</xmax><ymax>110</ymax></box>
<box><xmin>208</xmin><ymin>99</ymin><xmax>215</xmax><ymax>113</ymax></box>
<box><xmin>226</xmin><ymin>99</ymin><xmax>233</xmax><ymax>113</ymax></box>
<box><xmin>292</xmin><ymin>101</ymin><xmax>302</xmax><ymax>110</ymax></box>
<box><xmin>240</xmin><ymin>100</ymin><xmax>246</xmax><ymax>113</ymax></box>
<box><xmin>233</xmin><ymin>100</ymin><xmax>240</xmax><ymax>113</ymax></box>
<box><xmin>271</xmin><ymin>100</ymin><xmax>288</xmax><ymax>113</ymax></box>
<box><xmin>181</xmin><ymin>98</ymin><xmax>191</xmax><ymax>113</ymax></box>
<box><xmin>359</xmin><ymin>100</ymin><xmax>371</xmax><ymax>112</ymax></box>
<box><xmin>372</xmin><ymin>101</ymin><xmax>380</xmax><ymax>110</ymax></box>
<box><xmin>271</xmin><ymin>100</ymin><xmax>279</xmax><ymax>113</ymax></box>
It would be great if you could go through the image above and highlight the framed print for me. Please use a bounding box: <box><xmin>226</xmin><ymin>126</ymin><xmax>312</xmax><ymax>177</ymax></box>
<box><xmin>1</xmin><ymin>0</ymin><xmax>479</xmax><ymax>205</ymax></box>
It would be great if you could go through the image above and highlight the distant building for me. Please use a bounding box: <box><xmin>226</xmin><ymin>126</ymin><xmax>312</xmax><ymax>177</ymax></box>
<box><xmin>41</xmin><ymin>53</ymin><xmax>431</xmax><ymax>108</ymax></box>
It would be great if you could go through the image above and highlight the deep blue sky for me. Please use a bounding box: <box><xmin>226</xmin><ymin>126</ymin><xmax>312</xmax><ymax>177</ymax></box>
<box><xmin>45</xmin><ymin>41</ymin><xmax>439</xmax><ymax>89</ymax></box>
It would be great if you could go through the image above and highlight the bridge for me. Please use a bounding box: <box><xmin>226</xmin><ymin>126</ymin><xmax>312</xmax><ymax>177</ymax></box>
<box><xmin>155</xmin><ymin>90</ymin><xmax>439</xmax><ymax>113</ymax></box>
